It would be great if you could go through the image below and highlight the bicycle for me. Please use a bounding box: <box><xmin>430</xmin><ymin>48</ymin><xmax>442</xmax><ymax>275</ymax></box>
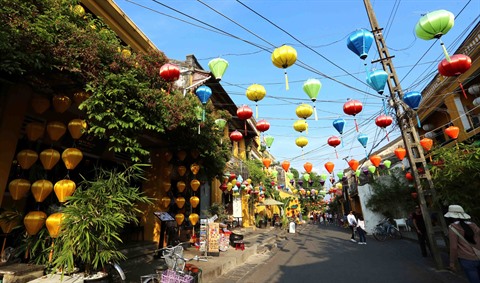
<box><xmin>105</xmin><ymin>261</ymin><xmax>126</xmax><ymax>283</ymax></box>
<box><xmin>372</xmin><ymin>218</ymin><xmax>402</xmax><ymax>241</ymax></box>
<box><xmin>141</xmin><ymin>242</ymin><xmax>207</xmax><ymax>283</ymax></box>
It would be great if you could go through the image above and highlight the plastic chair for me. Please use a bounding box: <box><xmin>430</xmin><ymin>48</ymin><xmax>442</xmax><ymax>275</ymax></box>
<box><xmin>394</xmin><ymin>218</ymin><xmax>410</xmax><ymax>231</ymax></box>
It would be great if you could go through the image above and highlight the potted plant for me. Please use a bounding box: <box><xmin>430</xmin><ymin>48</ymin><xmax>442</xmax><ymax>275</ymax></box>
<box><xmin>52</xmin><ymin>164</ymin><xmax>151</xmax><ymax>281</ymax></box>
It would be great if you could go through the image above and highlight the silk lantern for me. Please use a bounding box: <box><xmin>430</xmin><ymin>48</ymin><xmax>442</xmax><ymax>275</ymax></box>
<box><xmin>237</xmin><ymin>105</ymin><xmax>253</xmax><ymax>135</ymax></box>
<box><xmin>403</xmin><ymin>91</ymin><xmax>423</xmax><ymax>127</ymax></box>
<box><xmin>343</xmin><ymin>99</ymin><xmax>363</xmax><ymax>132</ymax></box>
<box><xmin>46</xmin><ymin>121</ymin><xmax>66</xmax><ymax>142</ymax></box>
<box><xmin>62</xmin><ymin>148</ymin><xmax>83</xmax><ymax>170</ymax></box>
<box><xmin>304</xmin><ymin>162</ymin><xmax>313</xmax><ymax>174</ymax></box>
<box><xmin>375</xmin><ymin>115</ymin><xmax>393</xmax><ymax>141</ymax></box>
<box><xmin>8</xmin><ymin>179</ymin><xmax>31</xmax><ymax>200</ymax></box>
<box><xmin>367</xmin><ymin>70</ymin><xmax>389</xmax><ymax>95</ymax></box>
<box><xmin>24</xmin><ymin>211</ymin><xmax>47</xmax><ymax>236</ymax></box>
<box><xmin>324</xmin><ymin>162</ymin><xmax>334</xmax><ymax>174</ymax></box>
<box><xmin>295</xmin><ymin>136</ymin><xmax>308</xmax><ymax>149</ymax></box>
<box><xmin>394</xmin><ymin>147</ymin><xmax>407</xmax><ymax>161</ymax></box>
<box><xmin>54</xmin><ymin>179</ymin><xmax>76</xmax><ymax>203</ymax></box>
<box><xmin>357</xmin><ymin>133</ymin><xmax>369</xmax><ymax>158</ymax></box>
<box><xmin>190</xmin><ymin>163</ymin><xmax>200</xmax><ymax>176</ymax></box>
<box><xmin>175</xmin><ymin>214</ymin><xmax>185</xmax><ymax>225</ymax></box>
<box><xmin>190</xmin><ymin>196</ymin><xmax>200</xmax><ymax>208</ymax></box>
<box><xmin>415</xmin><ymin>10</ymin><xmax>454</xmax><ymax>60</ymax></box>
<box><xmin>40</xmin><ymin>149</ymin><xmax>60</xmax><ymax>170</ymax></box>
<box><xmin>52</xmin><ymin>95</ymin><xmax>71</xmax><ymax>113</ymax></box>
<box><xmin>177</xmin><ymin>181</ymin><xmax>186</xmax><ymax>193</ymax></box>
<box><xmin>347</xmin><ymin>29</ymin><xmax>374</xmax><ymax>60</ymax></box>
<box><xmin>303</xmin><ymin>78</ymin><xmax>322</xmax><ymax>120</ymax></box>
<box><xmin>348</xmin><ymin>159</ymin><xmax>359</xmax><ymax>171</ymax></box>
<box><xmin>31</xmin><ymin>95</ymin><xmax>50</xmax><ymax>114</ymax></box>
<box><xmin>46</xmin><ymin>213</ymin><xmax>64</xmax><ymax>238</ymax></box>
<box><xmin>281</xmin><ymin>161</ymin><xmax>290</xmax><ymax>172</ymax></box>
<box><xmin>31</xmin><ymin>180</ymin><xmax>53</xmax><ymax>202</ymax></box>
<box><xmin>176</xmin><ymin>197</ymin><xmax>186</xmax><ymax>209</ymax></box>
<box><xmin>438</xmin><ymin>54</ymin><xmax>472</xmax><ymax>99</ymax></box>
<box><xmin>17</xmin><ymin>150</ymin><xmax>38</xmax><ymax>170</ymax></box>
<box><xmin>177</xmin><ymin>166</ymin><xmax>187</xmax><ymax>177</ymax></box>
<box><xmin>369</xmin><ymin>155</ymin><xmax>382</xmax><ymax>167</ymax></box>
<box><xmin>195</xmin><ymin>85</ymin><xmax>212</xmax><ymax>121</ymax></box>
<box><xmin>177</xmin><ymin>150</ymin><xmax>187</xmax><ymax>161</ymax></box>
<box><xmin>26</xmin><ymin>122</ymin><xmax>45</xmax><ymax>141</ymax></box>
<box><xmin>327</xmin><ymin>136</ymin><xmax>342</xmax><ymax>158</ymax></box>
<box><xmin>265</xmin><ymin>135</ymin><xmax>274</xmax><ymax>148</ymax></box>
<box><xmin>246</xmin><ymin>84</ymin><xmax>266</xmax><ymax>118</ymax></box>
<box><xmin>189</xmin><ymin>213</ymin><xmax>200</xmax><ymax>226</ymax></box>
<box><xmin>271</xmin><ymin>45</ymin><xmax>297</xmax><ymax>90</ymax></box>
<box><xmin>68</xmin><ymin>119</ymin><xmax>87</xmax><ymax>139</ymax></box>
<box><xmin>262</xmin><ymin>158</ymin><xmax>272</xmax><ymax>168</ymax></box>
<box><xmin>159</xmin><ymin>63</ymin><xmax>180</xmax><ymax>82</ymax></box>
<box><xmin>256</xmin><ymin>120</ymin><xmax>270</xmax><ymax>133</ymax></box>
<box><xmin>293</xmin><ymin>120</ymin><xmax>308</xmax><ymax>133</ymax></box>
<box><xmin>73</xmin><ymin>91</ymin><xmax>90</xmax><ymax>105</ymax></box>
<box><xmin>445</xmin><ymin>125</ymin><xmax>460</xmax><ymax>139</ymax></box>
<box><xmin>420</xmin><ymin>138</ymin><xmax>433</xmax><ymax>151</ymax></box>
<box><xmin>230</xmin><ymin>130</ymin><xmax>243</xmax><ymax>142</ymax></box>
<box><xmin>190</xmin><ymin>179</ymin><xmax>200</xmax><ymax>192</ymax></box>
<box><xmin>208</xmin><ymin>58</ymin><xmax>229</xmax><ymax>81</ymax></box>
<box><xmin>161</xmin><ymin>196</ymin><xmax>171</xmax><ymax>208</ymax></box>
<box><xmin>296</xmin><ymin>104</ymin><xmax>314</xmax><ymax>120</ymax></box>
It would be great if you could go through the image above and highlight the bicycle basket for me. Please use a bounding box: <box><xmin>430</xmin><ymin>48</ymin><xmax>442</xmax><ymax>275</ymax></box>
<box><xmin>162</xmin><ymin>269</ymin><xmax>193</xmax><ymax>283</ymax></box>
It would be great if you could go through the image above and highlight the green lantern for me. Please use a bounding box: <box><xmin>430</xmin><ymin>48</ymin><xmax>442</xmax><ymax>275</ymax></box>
<box><xmin>415</xmin><ymin>10</ymin><xmax>454</xmax><ymax>60</ymax></box>
<box><xmin>355</xmin><ymin>169</ymin><xmax>361</xmax><ymax>177</ymax></box>
<box><xmin>368</xmin><ymin>165</ymin><xmax>376</xmax><ymax>174</ymax></box>
<box><xmin>383</xmin><ymin>160</ymin><xmax>391</xmax><ymax>169</ymax></box>
<box><xmin>286</xmin><ymin>172</ymin><xmax>294</xmax><ymax>180</ymax></box>
<box><xmin>337</xmin><ymin>171</ymin><xmax>344</xmax><ymax>180</ymax></box>
<box><xmin>214</xmin><ymin>118</ymin><xmax>227</xmax><ymax>130</ymax></box>
<box><xmin>265</xmin><ymin>135</ymin><xmax>274</xmax><ymax>148</ymax></box>
<box><xmin>303</xmin><ymin>78</ymin><xmax>322</xmax><ymax>120</ymax></box>
<box><xmin>303</xmin><ymin>173</ymin><xmax>310</xmax><ymax>182</ymax></box>
<box><xmin>320</xmin><ymin>173</ymin><xmax>328</xmax><ymax>181</ymax></box>
<box><xmin>208</xmin><ymin>58</ymin><xmax>229</xmax><ymax>81</ymax></box>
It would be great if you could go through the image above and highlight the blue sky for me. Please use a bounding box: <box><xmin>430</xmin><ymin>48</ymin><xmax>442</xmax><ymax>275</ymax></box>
<box><xmin>115</xmin><ymin>0</ymin><xmax>479</xmax><ymax>183</ymax></box>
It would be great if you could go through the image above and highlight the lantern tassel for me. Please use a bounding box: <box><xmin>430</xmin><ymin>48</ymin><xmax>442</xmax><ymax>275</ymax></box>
<box><xmin>255</xmin><ymin>104</ymin><xmax>259</xmax><ymax>119</ymax></box>
<box><xmin>244</xmin><ymin>121</ymin><xmax>247</xmax><ymax>136</ymax></box>
<box><xmin>354</xmin><ymin>118</ymin><xmax>359</xmax><ymax>132</ymax></box>
<box><xmin>335</xmin><ymin>149</ymin><xmax>338</xmax><ymax>159</ymax></box>
<box><xmin>202</xmin><ymin>107</ymin><xmax>206</xmax><ymax>122</ymax></box>
<box><xmin>416</xmin><ymin>114</ymin><xmax>421</xmax><ymax>128</ymax></box>
<box><xmin>198</xmin><ymin>123</ymin><xmax>201</xmax><ymax>135</ymax></box>
<box><xmin>284</xmin><ymin>71</ymin><xmax>289</xmax><ymax>90</ymax></box>
<box><xmin>440</xmin><ymin>40</ymin><xmax>451</xmax><ymax>62</ymax></box>
<box><xmin>458</xmin><ymin>80</ymin><xmax>468</xmax><ymax>99</ymax></box>
<box><xmin>1</xmin><ymin>237</ymin><xmax>6</xmax><ymax>256</ymax></box>
<box><xmin>384</xmin><ymin>128</ymin><xmax>390</xmax><ymax>141</ymax></box>
<box><xmin>314</xmin><ymin>103</ymin><xmax>318</xmax><ymax>121</ymax></box>
<box><xmin>49</xmin><ymin>241</ymin><xmax>54</xmax><ymax>262</ymax></box>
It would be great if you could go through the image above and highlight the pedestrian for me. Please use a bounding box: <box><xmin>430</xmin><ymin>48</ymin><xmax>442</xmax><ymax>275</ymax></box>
<box><xmin>357</xmin><ymin>215</ymin><xmax>367</xmax><ymax>245</ymax></box>
<box><xmin>444</xmin><ymin>205</ymin><xmax>480</xmax><ymax>283</ymax></box>
<box><xmin>347</xmin><ymin>211</ymin><xmax>357</xmax><ymax>242</ymax></box>
<box><xmin>412</xmin><ymin>205</ymin><xmax>430</xmax><ymax>257</ymax></box>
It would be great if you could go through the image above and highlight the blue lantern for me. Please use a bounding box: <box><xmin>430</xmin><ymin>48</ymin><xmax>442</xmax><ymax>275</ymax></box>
<box><xmin>347</xmin><ymin>29</ymin><xmax>374</xmax><ymax>60</ymax></box>
<box><xmin>403</xmin><ymin>91</ymin><xmax>423</xmax><ymax>127</ymax></box>
<box><xmin>332</xmin><ymin>118</ymin><xmax>346</xmax><ymax>135</ymax></box>
<box><xmin>195</xmin><ymin>85</ymin><xmax>212</xmax><ymax>121</ymax></box>
<box><xmin>367</xmin><ymin>70</ymin><xmax>388</xmax><ymax>94</ymax></box>
<box><xmin>357</xmin><ymin>133</ymin><xmax>369</xmax><ymax>158</ymax></box>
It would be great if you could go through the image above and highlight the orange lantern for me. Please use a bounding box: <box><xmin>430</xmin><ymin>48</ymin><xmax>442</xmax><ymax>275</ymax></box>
<box><xmin>176</xmin><ymin>197</ymin><xmax>186</xmax><ymax>209</ymax></box>
<box><xmin>24</xmin><ymin>211</ymin><xmax>47</xmax><ymax>236</ymax></box>
<box><xmin>52</xmin><ymin>95</ymin><xmax>71</xmax><ymax>113</ymax></box>
<box><xmin>177</xmin><ymin>150</ymin><xmax>187</xmax><ymax>161</ymax></box>
<box><xmin>348</xmin><ymin>159</ymin><xmax>359</xmax><ymax>171</ymax></box>
<box><xmin>54</xmin><ymin>179</ymin><xmax>76</xmax><ymax>203</ymax></box>
<box><xmin>46</xmin><ymin>213</ymin><xmax>64</xmax><ymax>238</ymax></box>
<box><xmin>61</xmin><ymin>148</ymin><xmax>83</xmax><ymax>170</ymax></box>
<box><xmin>161</xmin><ymin>196</ymin><xmax>171</xmax><ymax>208</ymax></box>
<box><xmin>46</xmin><ymin>121</ymin><xmax>67</xmax><ymax>142</ymax></box>
<box><xmin>177</xmin><ymin>166</ymin><xmax>187</xmax><ymax>177</ymax></box>
<box><xmin>420</xmin><ymin>138</ymin><xmax>433</xmax><ymax>151</ymax></box>
<box><xmin>8</xmin><ymin>179</ymin><xmax>31</xmax><ymax>200</ymax></box>
<box><xmin>303</xmin><ymin>162</ymin><xmax>313</xmax><ymax>173</ymax></box>
<box><xmin>25</xmin><ymin>122</ymin><xmax>45</xmax><ymax>141</ymax></box>
<box><xmin>369</xmin><ymin>155</ymin><xmax>382</xmax><ymax>167</ymax></box>
<box><xmin>262</xmin><ymin>158</ymin><xmax>271</xmax><ymax>168</ymax></box>
<box><xmin>175</xmin><ymin>213</ymin><xmax>185</xmax><ymax>225</ymax></box>
<box><xmin>162</xmin><ymin>181</ymin><xmax>171</xmax><ymax>192</ymax></box>
<box><xmin>73</xmin><ymin>91</ymin><xmax>90</xmax><ymax>105</ymax></box>
<box><xmin>31</xmin><ymin>95</ymin><xmax>50</xmax><ymax>114</ymax></box>
<box><xmin>40</xmin><ymin>149</ymin><xmax>60</xmax><ymax>170</ymax></box>
<box><xmin>164</xmin><ymin>151</ymin><xmax>173</xmax><ymax>162</ymax></box>
<box><xmin>324</xmin><ymin>162</ymin><xmax>335</xmax><ymax>174</ymax></box>
<box><xmin>177</xmin><ymin>181</ymin><xmax>186</xmax><ymax>193</ymax></box>
<box><xmin>68</xmin><ymin>119</ymin><xmax>87</xmax><ymax>140</ymax></box>
<box><xmin>190</xmin><ymin>163</ymin><xmax>200</xmax><ymax>175</ymax></box>
<box><xmin>394</xmin><ymin>147</ymin><xmax>407</xmax><ymax>161</ymax></box>
<box><xmin>281</xmin><ymin>160</ymin><xmax>290</xmax><ymax>172</ymax></box>
<box><xmin>31</xmin><ymin>180</ymin><xmax>53</xmax><ymax>202</ymax></box>
<box><xmin>190</xmin><ymin>196</ymin><xmax>200</xmax><ymax>208</ymax></box>
<box><xmin>189</xmin><ymin>213</ymin><xmax>199</xmax><ymax>226</ymax></box>
<box><xmin>445</xmin><ymin>125</ymin><xmax>460</xmax><ymax>139</ymax></box>
<box><xmin>17</xmin><ymin>149</ymin><xmax>38</xmax><ymax>170</ymax></box>
<box><xmin>190</xmin><ymin>179</ymin><xmax>200</xmax><ymax>192</ymax></box>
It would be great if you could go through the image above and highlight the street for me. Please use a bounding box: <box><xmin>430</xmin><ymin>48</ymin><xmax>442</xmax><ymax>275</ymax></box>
<box><xmin>212</xmin><ymin>223</ymin><xmax>468</xmax><ymax>283</ymax></box>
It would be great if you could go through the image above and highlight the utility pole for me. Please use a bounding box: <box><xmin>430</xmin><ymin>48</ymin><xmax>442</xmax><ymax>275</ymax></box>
<box><xmin>363</xmin><ymin>0</ymin><xmax>448</xmax><ymax>269</ymax></box>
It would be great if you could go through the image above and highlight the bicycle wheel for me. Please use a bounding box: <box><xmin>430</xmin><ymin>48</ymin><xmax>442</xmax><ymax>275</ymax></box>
<box><xmin>373</xmin><ymin>227</ymin><xmax>387</xmax><ymax>241</ymax></box>
<box><xmin>106</xmin><ymin>262</ymin><xmax>126</xmax><ymax>283</ymax></box>
<box><xmin>390</xmin><ymin>227</ymin><xmax>402</xmax><ymax>239</ymax></box>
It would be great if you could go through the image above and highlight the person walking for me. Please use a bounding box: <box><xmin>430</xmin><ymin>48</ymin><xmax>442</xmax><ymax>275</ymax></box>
<box><xmin>444</xmin><ymin>205</ymin><xmax>480</xmax><ymax>283</ymax></box>
<box><xmin>356</xmin><ymin>216</ymin><xmax>367</xmax><ymax>245</ymax></box>
<box><xmin>347</xmin><ymin>211</ymin><xmax>357</xmax><ymax>242</ymax></box>
<box><xmin>412</xmin><ymin>205</ymin><xmax>430</xmax><ymax>257</ymax></box>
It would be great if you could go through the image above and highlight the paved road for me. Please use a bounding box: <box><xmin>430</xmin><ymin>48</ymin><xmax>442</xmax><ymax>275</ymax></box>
<box><xmin>213</xmin><ymin>223</ymin><xmax>468</xmax><ymax>283</ymax></box>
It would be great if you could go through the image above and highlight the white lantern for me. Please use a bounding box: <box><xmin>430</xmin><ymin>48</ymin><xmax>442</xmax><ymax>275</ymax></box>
<box><xmin>422</xmin><ymin>124</ymin><xmax>434</xmax><ymax>131</ymax></box>
<box><xmin>473</xmin><ymin>97</ymin><xmax>480</xmax><ymax>107</ymax></box>
<box><xmin>468</xmin><ymin>84</ymin><xmax>480</xmax><ymax>96</ymax></box>
<box><xmin>425</xmin><ymin>131</ymin><xmax>435</xmax><ymax>139</ymax></box>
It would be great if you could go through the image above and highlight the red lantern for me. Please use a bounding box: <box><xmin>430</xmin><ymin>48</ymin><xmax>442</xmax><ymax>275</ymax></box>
<box><xmin>445</xmin><ymin>125</ymin><xmax>460</xmax><ymax>140</ymax></box>
<box><xmin>411</xmin><ymin>192</ymin><xmax>418</xmax><ymax>199</ymax></box>
<box><xmin>219</xmin><ymin>183</ymin><xmax>228</xmax><ymax>192</ymax></box>
<box><xmin>420</xmin><ymin>138</ymin><xmax>433</xmax><ymax>151</ymax></box>
<box><xmin>327</xmin><ymin>136</ymin><xmax>341</xmax><ymax>158</ymax></box>
<box><xmin>394</xmin><ymin>147</ymin><xmax>406</xmax><ymax>161</ymax></box>
<box><xmin>438</xmin><ymin>54</ymin><xmax>472</xmax><ymax>99</ymax></box>
<box><xmin>256</xmin><ymin>119</ymin><xmax>270</xmax><ymax>132</ymax></box>
<box><xmin>303</xmin><ymin>162</ymin><xmax>313</xmax><ymax>174</ymax></box>
<box><xmin>405</xmin><ymin>172</ymin><xmax>414</xmax><ymax>181</ymax></box>
<box><xmin>375</xmin><ymin>115</ymin><xmax>393</xmax><ymax>141</ymax></box>
<box><xmin>343</xmin><ymin>100</ymin><xmax>363</xmax><ymax>132</ymax></box>
<box><xmin>159</xmin><ymin>63</ymin><xmax>180</xmax><ymax>82</ymax></box>
<box><xmin>237</xmin><ymin>105</ymin><xmax>253</xmax><ymax>136</ymax></box>
<box><xmin>229</xmin><ymin>130</ymin><xmax>243</xmax><ymax>142</ymax></box>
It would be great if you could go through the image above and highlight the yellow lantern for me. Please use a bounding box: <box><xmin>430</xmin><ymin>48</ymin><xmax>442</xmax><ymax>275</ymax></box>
<box><xmin>40</xmin><ymin>149</ymin><xmax>60</xmax><ymax>170</ymax></box>
<box><xmin>296</xmin><ymin>104</ymin><xmax>313</xmax><ymax>120</ymax></box>
<box><xmin>25</xmin><ymin>122</ymin><xmax>45</xmax><ymax>141</ymax></box>
<box><xmin>162</xmin><ymin>165</ymin><xmax>173</xmax><ymax>178</ymax></box>
<box><xmin>46</xmin><ymin>121</ymin><xmax>67</xmax><ymax>142</ymax></box>
<box><xmin>177</xmin><ymin>166</ymin><xmax>187</xmax><ymax>177</ymax></box>
<box><xmin>46</xmin><ymin>213</ymin><xmax>64</xmax><ymax>238</ymax></box>
<box><xmin>24</xmin><ymin>211</ymin><xmax>47</xmax><ymax>236</ymax></box>
<box><xmin>190</xmin><ymin>163</ymin><xmax>200</xmax><ymax>175</ymax></box>
<box><xmin>175</xmin><ymin>213</ymin><xmax>185</xmax><ymax>225</ymax></box>
<box><xmin>54</xmin><ymin>179</ymin><xmax>76</xmax><ymax>203</ymax></box>
<box><xmin>68</xmin><ymin>119</ymin><xmax>87</xmax><ymax>139</ymax></box>
<box><xmin>175</xmin><ymin>197</ymin><xmax>186</xmax><ymax>209</ymax></box>
<box><xmin>62</xmin><ymin>148</ymin><xmax>83</xmax><ymax>170</ymax></box>
<box><xmin>189</xmin><ymin>213</ymin><xmax>199</xmax><ymax>226</ymax></box>
<box><xmin>189</xmin><ymin>196</ymin><xmax>200</xmax><ymax>208</ymax></box>
<box><xmin>52</xmin><ymin>95</ymin><xmax>71</xmax><ymax>113</ymax></box>
<box><xmin>177</xmin><ymin>150</ymin><xmax>187</xmax><ymax>161</ymax></box>
<box><xmin>17</xmin><ymin>150</ymin><xmax>38</xmax><ymax>170</ymax></box>
<box><xmin>31</xmin><ymin>95</ymin><xmax>50</xmax><ymax>114</ymax></box>
<box><xmin>295</xmin><ymin>136</ymin><xmax>308</xmax><ymax>148</ymax></box>
<box><xmin>161</xmin><ymin>196</ymin><xmax>171</xmax><ymax>208</ymax></box>
<box><xmin>246</xmin><ymin>84</ymin><xmax>267</xmax><ymax>118</ymax></box>
<box><xmin>31</xmin><ymin>179</ymin><xmax>53</xmax><ymax>202</ymax></box>
<box><xmin>293</xmin><ymin>120</ymin><xmax>308</xmax><ymax>133</ymax></box>
<box><xmin>177</xmin><ymin>181</ymin><xmax>186</xmax><ymax>193</ymax></box>
<box><xmin>0</xmin><ymin>211</ymin><xmax>21</xmax><ymax>234</ymax></box>
<box><xmin>190</xmin><ymin>179</ymin><xmax>200</xmax><ymax>192</ymax></box>
<box><xmin>8</xmin><ymin>179</ymin><xmax>31</xmax><ymax>200</ymax></box>
<box><xmin>162</xmin><ymin>181</ymin><xmax>171</xmax><ymax>192</ymax></box>
<box><xmin>271</xmin><ymin>45</ymin><xmax>297</xmax><ymax>90</ymax></box>
<box><xmin>73</xmin><ymin>91</ymin><xmax>90</xmax><ymax>105</ymax></box>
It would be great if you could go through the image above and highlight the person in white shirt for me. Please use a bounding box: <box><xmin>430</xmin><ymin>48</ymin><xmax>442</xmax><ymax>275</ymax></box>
<box><xmin>347</xmin><ymin>211</ymin><xmax>357</xmax><ymax>242</ymax></box>
<box><xmin>357</xmin><ymin>216</ymin><xmax>367</xmax><ymax>245</ymax></box>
